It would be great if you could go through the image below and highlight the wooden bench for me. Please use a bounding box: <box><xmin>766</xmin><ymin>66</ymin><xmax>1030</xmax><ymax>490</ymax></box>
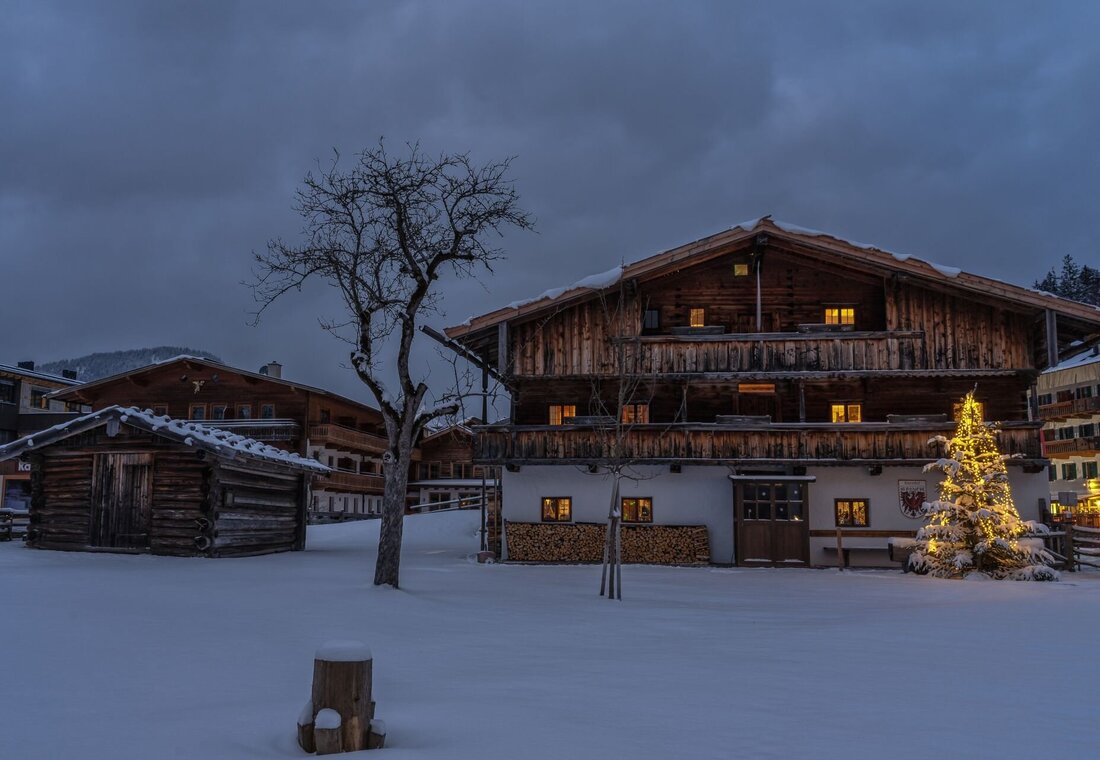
<box><xmin>822</xmin><ymin>545</ymin><xmax>885</xmax><ymax>568</ymax></box>
<box><xmin>888</xmin><ymin>539</ymin><xmax>917</xmax><ymax>572</ymax></box>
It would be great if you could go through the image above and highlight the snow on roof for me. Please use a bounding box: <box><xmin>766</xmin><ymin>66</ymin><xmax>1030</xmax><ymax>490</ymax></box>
<box><xmin>1044</xmin><ymin>347</ymin><xmax>1100</xmax><ymax>374</ymax></box>
<box><xmin>0</xmin><ymin>363</ymin><xmax>80</xmax><ymax>386</ymax></box>
<box><xmin>502</xmin><ymin>263</ymin><xmax>625</xmax><ymax>311</ymax></box>
<box><xmin>0</xmin><ymin>406</ymin><xmax>330</xmax><ymax>473</ymax></box>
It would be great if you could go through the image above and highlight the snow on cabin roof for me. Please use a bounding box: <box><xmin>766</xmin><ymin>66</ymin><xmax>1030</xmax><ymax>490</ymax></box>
<box><xmin>446</xmin><ymin>216</ymin><xmax>1100</xmax><ymax>338</ymax></box>
<box><xmin>0</xmin><ymin>363</ymin><xmax>80</xmax><ymax>386</ymax></box>
<box><xmin>1043</xmin><ymin>346</ymin><xmax>1100</xmax><ymax>375</ymax></box>
<box><xmin>0</xmin><ymin>406</ymin><xmax>330</xmax><ymax>473</ymax></box>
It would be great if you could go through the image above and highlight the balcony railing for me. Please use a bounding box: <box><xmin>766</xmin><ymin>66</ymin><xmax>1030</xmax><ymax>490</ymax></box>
<box><xmin>308</xmin><ymin>423</ymin><xmax>389</xmax><ymax>454</ymax></box>
<box><xmin>207</xmin><ymin>419</ymin><xmax>300</xmax><ymax>442</ymax></box>
<box><xmin>1039</xmin><ymin>397</ymin><xmax>1100</xmax><ymax>421</ymax></box>
<box><xmin>474</xmin><ymin>421</ymin><xmax>1044</xmax><ymax>464</ymax></box>
<box><xmin>1044</xmin><ymin>436</ymin><xmax>1100</xmax><ymax>457</ymax></box>
<box><xmin>314</xmin><ymin>469</ymin><xmax>385</xmax><ymax>493</ymax></box>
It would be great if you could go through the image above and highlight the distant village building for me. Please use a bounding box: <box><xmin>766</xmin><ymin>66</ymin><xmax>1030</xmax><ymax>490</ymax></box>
<box><xmin>444</xmin><ymin>218</ymin><xmax>1100</xmax><ymax>566</ymax></box>
<box><xmin>49</xmin><ymin>356</ymin><xmax>389</xmax><ymax>519</ymax></box>
<box><xmin>1037</xmin><ymin>347</ymin><xmax>1100</xmax><ymax>518</ymax></box>
<box><xmin>0</xmin><ymin>406</ymin><xmax>327</xmax><ymax>556</ymax></box>
<box><xmin>409</xmin><ymin>420</ymin><xmax>500</xmax><ymax>511</ymax></box>
<box><xmin>0</xmin><ymin>362</ymin><xmax>86</xmax><ymax>511</ymax></box>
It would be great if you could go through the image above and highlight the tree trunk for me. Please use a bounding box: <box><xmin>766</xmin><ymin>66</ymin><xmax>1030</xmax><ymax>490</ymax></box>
<box><xmin>374</xmin><ymin>453</ymin><xmax>410</xmax><ymax>588</ymax></box>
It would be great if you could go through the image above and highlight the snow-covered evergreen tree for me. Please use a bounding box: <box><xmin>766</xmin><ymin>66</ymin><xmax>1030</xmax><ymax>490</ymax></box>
<box><xmin>909</xmin><ymin>391</ymin><xmax>1059</xmax><ymax>581</ymax></box>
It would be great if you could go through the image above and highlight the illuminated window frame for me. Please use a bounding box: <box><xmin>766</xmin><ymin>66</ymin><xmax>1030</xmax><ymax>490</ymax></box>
<box><xmin>621</xmin><ymin>497</ymin><xmax>653</xmax><ymax>523</ymax></box>
<box><xmin>830</xmin><ymin>403</ymin><xmax>863</xmax><ymax>423</ymax></box>
<box><xmin>835</xmin><ymin>498</ymin><xmax>869</xmax><ymax>527</ymax></box>
<box><xmin>549</xmin><ymin>404</ymin><xmax>577</xmax><ymax>426</ymax></box>
<box><xmin>824</xmin><ymin>306</ymin><xmax>856</xmax><ymax>326</ymax></box>
<box><xmin>621</xmin><ymin>403</ymin><xmax>650</xmax><ymax>424</ymax></box>
<box><xmin>689</xmin><ymin>308</ymin><xmax>706</xmax><ymax>328</ymax></box>
<box><xmin>541</xmin><ymin>496</ymin><xmax>572</xmax><ymax>522</ymax></box>
<box><xmin>733</xmin><ymin>262</ymin><xmax>751</xmax><ymax>277</ymax></box>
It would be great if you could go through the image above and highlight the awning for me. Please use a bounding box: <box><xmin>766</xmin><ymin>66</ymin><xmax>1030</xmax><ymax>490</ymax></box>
<box><xmin>728</xmin><ymin>474</ymin><xmax>817</xmax><ymax>482</ymax></box>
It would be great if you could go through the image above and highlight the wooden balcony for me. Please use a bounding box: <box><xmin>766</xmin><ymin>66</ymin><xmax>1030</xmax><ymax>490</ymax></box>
<box><xmin>207</xmin><ymin>419</ymin><xmax>300</xmax><ymax>442</ymax></box>
<box><xmin>1039</xmin><ymin>397</ymin><xmax>1100</xmax><ymax>421</ymax></box>
<box><xmin>308</xmin><ymin>423</ymin><xmax>388</xmax><ymax>454</ymax></box>
<box><xmin>474</xmin><ymin>420</ymin><xmax>1044</xmax><ymax>465</ymax></box>
<box><xmin>314</xmin><ymin>469</ymin><xmax>385</xmax><ymax>493</ymax></box>
<box><xmin>1044</xmin><ymin>436</ymin><xmax>1100</xmax><ymax>457</ymax></box>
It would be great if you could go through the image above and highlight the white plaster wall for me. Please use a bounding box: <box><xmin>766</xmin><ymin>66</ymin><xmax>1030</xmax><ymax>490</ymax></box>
<box><xmin>502</xmin><ymin>464</ymin><xmax>1052</xmax><ymax>568</ymax></box>
<box><xmin>501</xmin><ymin>465</ymin><xmax>736</xmax><ymax>563</ymax></box>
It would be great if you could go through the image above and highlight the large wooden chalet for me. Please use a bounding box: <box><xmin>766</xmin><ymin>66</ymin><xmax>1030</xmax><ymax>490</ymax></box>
<box><xmin>445</xmin><ymin>218</ymin><xmax>1100</xmax><ymax>567</ymax></box>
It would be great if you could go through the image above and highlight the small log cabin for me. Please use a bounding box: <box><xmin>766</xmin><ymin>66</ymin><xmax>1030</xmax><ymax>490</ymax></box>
<box><xmin>445</xmin><ymin>217</ymin><xmax>1100</xmax><ymax>567</ymax></box>
<box><xmin>0</xmin><ymin>406</ymin><xmax>329</xmax><ymax>557</ymax></box>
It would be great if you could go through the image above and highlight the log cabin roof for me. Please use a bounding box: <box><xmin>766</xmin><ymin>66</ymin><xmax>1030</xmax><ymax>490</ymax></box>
<box><xmin>46</xmin><ymin>356</ymin><xmax>382</xmax><ymax>419</ymax></box>
<box><xmin>0</xmin><ymin>405</ymin><xmax>331</xmax><ymax>473</ymax></box>
<box><xmin>443</xmin><ymin>216</ymin><xmax>1100</xmax><ymax>341</ymax></box>
<box><xmin>0</xmin><ymin>362</ymin><xmax>80</xmax><ymax>387</ymax></box>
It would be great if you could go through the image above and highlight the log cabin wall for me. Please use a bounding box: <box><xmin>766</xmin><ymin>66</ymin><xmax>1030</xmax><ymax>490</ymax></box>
<box><xmin>25</xmin><ymin>424</ymin><xmax>307</xmax><ymax>557</ymax></box>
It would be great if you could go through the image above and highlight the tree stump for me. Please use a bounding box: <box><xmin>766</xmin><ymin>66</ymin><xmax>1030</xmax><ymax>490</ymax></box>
<box><xmin>300</xmin><ymin>640</ymin><xmax>373</xmax><ymax>753</ymax></box>
<box><xmin>367</xmin><ymin>719</ymin><xmax>387</xmax><ymax>750</ymax></box>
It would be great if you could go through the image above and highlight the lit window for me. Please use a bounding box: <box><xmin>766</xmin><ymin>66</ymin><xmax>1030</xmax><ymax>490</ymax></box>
<box><xmin>830</xmin><ymin>403</ymin><xmax>862</xmax><ymax>423</ymax></box>
<box><xmin>689</xmin><ymin>308</ymin><xmax>706</xmax><ymax>328</ymax></box>
<box><xmin>189</xmin><ymin>404</ymin><xmax>206</xmax><ymax>421</ymax></box>
<box><xmin>621</xmin><ymin>497</ymin><xmax>653</xmax><ymax>523</ymax></box>
<box><xmin>733</xmin><ymin>262</ymin><xmax>750</xmax><ymax>277</ymax></box>
<box><xmin>260</xmin><ymin>404</ymin><xmax>275</xmax><ymax>419</ymax></box>
<box><xmin>549</xmin><ymin>404</ymin><xmax>577</xmax><ymax>425</ymax></box>
<box><xmin>738</xmin><ymin>383</ymin><xmax>775</xmax><ymax>394</ymax></box>
<box><xmin>621</xmin><ymin>403</ymin><xmax>649</xmax><ymax>424</ymax></box>
<box><xmin>541</xmin><ymin>497</ymin><xmax>572</xmax><ymax>522</ymax></box>
<box><xmin>835</xmin><ymin>499</ymin><xmax>869</xmax><ymax>527</ymax></box>
<box><xmin>824</xmin><ymin>306</ymin><xmax>856</xmax><ymax>326</ymax></box>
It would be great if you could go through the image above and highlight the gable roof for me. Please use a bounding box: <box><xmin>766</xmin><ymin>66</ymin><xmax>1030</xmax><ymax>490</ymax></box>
<box><xmin>0</xmin><ymin>363</ymin><xmax>80</xmax><ymax>387</ymax></box>
<box><xmin>444</xmin><ymin>216</ymin><xmax>1100</xmax><ymax>339</ymax></box>
<box><xmin>48</xmin><ymin>355</ymin><xmax>381</xmax><ymax>418</ymax></box>
<box><xmin>0</xmin><ymin>405</ymin><xmax>330</xmax><ymax>473</ymax></box>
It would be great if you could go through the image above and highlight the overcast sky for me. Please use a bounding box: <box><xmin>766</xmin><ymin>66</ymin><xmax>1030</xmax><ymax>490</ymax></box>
<box><xmin>3</xmin><ymin>1</ymin><xmax>1098</xmax><ymax>409</ymax></box>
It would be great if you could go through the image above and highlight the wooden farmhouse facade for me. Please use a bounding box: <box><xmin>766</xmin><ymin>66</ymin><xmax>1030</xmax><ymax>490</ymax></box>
<box><xmin>445</xmin><ymin>218</ymin><xmax>1100</xmax><ymax>567</ymax></box>
<box><xmin>50</xmin><ymin>357</ymin><xmax>394</xmax><ymax>519</ymax></box>
<box><xmin>1037</xmin><ymin>347</ymin><xmax>1100</xmax><ymax>518</ymax></box>
<box><xmin>0</xmin><ymin>406</ymin><xmax>329</xmax><ymax>557</ymax></box>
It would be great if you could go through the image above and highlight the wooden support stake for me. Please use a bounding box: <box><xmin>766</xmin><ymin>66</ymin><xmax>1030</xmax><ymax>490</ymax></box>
<box><xmin>297</xmin><ymin>699</ymin><xmax>316</xmax><ymax>753</ymax></box>
<box><xmin>835</xmin><ymin>527</ymin><xmax>845</xmax><ymax>571</ymax></box>
<box><xmin>1065</xmin><ymin>524</ymin><xmax>1076</xmax><ymax>572</ymax></box>
<box><xmin>311</xmin><ymin>641</ymin><xmax>373</xmax><ymax>752</ymax></box>
<box><xmin>367</xmin><ymin>719</ymin><xmax>387</xmax><ymax>750</ymax></box>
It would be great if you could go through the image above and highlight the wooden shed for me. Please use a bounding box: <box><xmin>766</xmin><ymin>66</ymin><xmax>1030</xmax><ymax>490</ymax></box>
<box><xmin>0</xmin><ymin>406</ymin><xmax>329</xmax><ymax>557</ymax></box>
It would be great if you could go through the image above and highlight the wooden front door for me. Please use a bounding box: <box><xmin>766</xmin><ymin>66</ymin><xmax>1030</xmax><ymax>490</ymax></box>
<box><xmin>735</xmin><ymin>481</ymin><xmax>809</xmax><ymax>566</ymax></box>
<box><xmin>91</xmin><ymin>453</ymin><xmax>153</xmax><ymax>549</ymax></box>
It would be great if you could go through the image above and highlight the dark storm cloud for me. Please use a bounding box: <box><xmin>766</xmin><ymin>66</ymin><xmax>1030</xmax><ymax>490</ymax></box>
<box><xmin>2</xmin><ymin>0</ymin><xmax>1098</xmax><ymax>403</ymax></box>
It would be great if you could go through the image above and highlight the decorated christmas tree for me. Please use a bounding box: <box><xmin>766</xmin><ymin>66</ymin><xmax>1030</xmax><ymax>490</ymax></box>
<box><xmin>909</xmin><ymin>391</ymin><xmax>1058</xmax><ymax>581</ymax></box>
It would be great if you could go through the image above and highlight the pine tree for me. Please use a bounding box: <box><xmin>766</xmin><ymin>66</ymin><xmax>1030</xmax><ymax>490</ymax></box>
<box><xmin>1034</xmin><ymin>254</ymin><xmax>1100</xmax><ymax>306</ymax></box>
<box><xmin>909</xmin><ymin>391</ymin><xmax>1058</xmax><ymax>580</ymax></box>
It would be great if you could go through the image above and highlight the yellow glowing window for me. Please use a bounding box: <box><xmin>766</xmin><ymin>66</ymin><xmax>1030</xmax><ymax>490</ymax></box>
<box><xmin>541</xmin><ymin>497</ymin><xmax>572</xmax><ymax>522</ymax></box>
<box><xmin>689</xmin><ymin>308</ymin><xmax>706</xmax><ymax>328</ymax></box>
<box><xmin>621</xmin><ymin>403</ymin><xmax>649</xmax><ymax>424</ymax></box>
<box><xmin>738</xmin><ymin>383</ymin><xmax>776</xmax><ymax>394</ymax></box>
<box><xmin>835</xmin><ymin>499</ymin><xmax>869</xmax><ymax>527</ymax></box>
<box><xmin>621</xmin><ymin>497</ymin><xmax>653</xmax><ymax>523</ymax></box>
<box><xmin>548</xmin><ymin>404</ymin><xmax>577</xmax><ymax>426</ymax></box>
<box><xmin>733</xmin><ymin>262</ymin><xmax>750</xmax><ymax>277</ymax></box>
<box><xmin>824</xmin><ymin>307</ymin><xmax>856</xmax><ymax>325</ymax></box>
<box><xmin>831</xmin><ymin>403</ymin><xmax>862</xmax><ymax>423</ymax></box>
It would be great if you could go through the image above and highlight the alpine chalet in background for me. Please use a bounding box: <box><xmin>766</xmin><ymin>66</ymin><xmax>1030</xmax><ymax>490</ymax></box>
<box><xmin>445</xmin><ymin>218</ymin><xmax>1100</xmax><ymax>567</ymax></box>
<box><xmin>1038</xmin><ymin>347</ymin><xmax>1100</xmax><ymax>519</ymax></box>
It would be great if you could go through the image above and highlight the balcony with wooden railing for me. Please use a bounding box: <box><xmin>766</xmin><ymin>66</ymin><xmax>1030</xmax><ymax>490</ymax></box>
<box><xmin>1039</xmin><ymin>396</ymin><xmax>1100</xmax><ymax>421</ymax></box>
<box><xmin>1044</xmin><ymin>436</ymin><xmax>1100</xmax><ymax>457</ymax></box>
<box><xmin>474</xmin><ymin>420</ymin><xmax>1044</xmax><ymax>465</ymax></box>
<box><xmin>206</xmin><ymin>419</ymin><xmax>300</xmax><ymax>442</ymax></box>
<box><xmin>308</xmin><ymin>423</ymin><xmax>389</xmax><ymax>454</ymax></box>
<box><xmin>314</xmin><ymin>469</ymin><xmax>386</xmax><ymax>493</ymax></box>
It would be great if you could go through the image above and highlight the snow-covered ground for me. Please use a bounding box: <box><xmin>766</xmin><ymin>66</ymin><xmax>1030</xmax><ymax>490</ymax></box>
<box><xmin>1</xmin><ymin>512</ymin><xmax>1096</xmax><ymax>760</ymax></box>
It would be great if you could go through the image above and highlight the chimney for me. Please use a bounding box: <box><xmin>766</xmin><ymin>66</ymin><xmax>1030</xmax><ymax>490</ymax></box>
<box><xmin>260</xmin><ymin>361</ymin><xmax>282</xmax><ymax>379</ymax></box>
<box><xmin>62</xmin><ymin>370</ymin><xmax>78</xmax><ymax>380</ymax></box>
<box><xmin>17</xmin><ymin>360</ymin><xmax>34</xmax><ymax>371</ymax></box>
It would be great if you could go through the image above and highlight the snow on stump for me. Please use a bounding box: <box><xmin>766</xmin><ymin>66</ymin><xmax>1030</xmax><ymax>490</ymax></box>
<box><xmin>297</xmin><ymin>641</ymin><xmax>384</xmax><ymax>754</ymax></box>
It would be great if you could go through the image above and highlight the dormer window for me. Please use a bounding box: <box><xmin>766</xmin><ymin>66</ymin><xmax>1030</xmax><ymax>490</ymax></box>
<box><xmin>689</xmin><ymin>308</ymin><xmax>706</xmax><ymax>328</ymax></box>
<box><xmin>824</xmin><ymin>306</ymin><xmax>856</xmax><ymax>326</ymax></box>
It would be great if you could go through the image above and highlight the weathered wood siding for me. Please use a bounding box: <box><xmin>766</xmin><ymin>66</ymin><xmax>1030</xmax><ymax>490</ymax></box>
<box><xmin>32</xmin><ymin>452</ymin><xmax>94</xmax><ymax>550</ymax></box>
<box><xmin>211</xmin><ymin>463</ymin><xmax>304</xmax><ymax>557</ymax></box>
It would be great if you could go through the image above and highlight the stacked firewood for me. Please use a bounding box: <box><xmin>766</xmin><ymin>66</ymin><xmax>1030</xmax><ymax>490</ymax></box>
<box><xmin>506</xmin><ymin>522</ymin><xmax>710</xmax><ymax>564</ymax></box>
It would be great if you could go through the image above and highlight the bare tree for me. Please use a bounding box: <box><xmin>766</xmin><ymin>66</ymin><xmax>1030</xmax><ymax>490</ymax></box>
<box><xmin>251</xmin><ymin>142</ymin><xmax>532</xmax><ymax>588</ymax></box>
<box><xmin>584</xmin><ymin>281</ymin><xmax>659</xmax><ymax>600</ymax></box>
